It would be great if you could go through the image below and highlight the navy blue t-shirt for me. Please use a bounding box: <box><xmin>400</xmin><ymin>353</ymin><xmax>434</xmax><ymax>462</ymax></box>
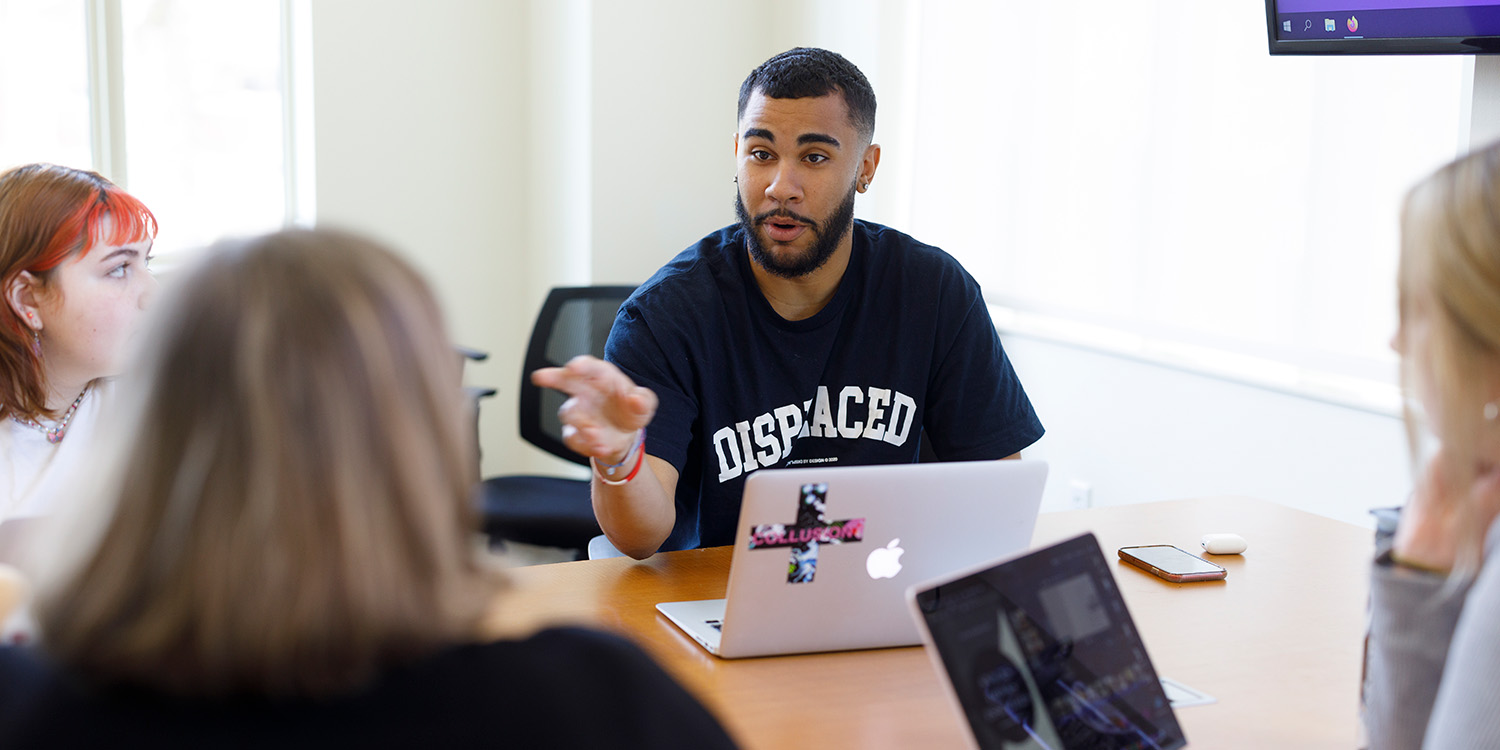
<box><xmin>606</xmin><ymin>220</ymin><xmax>1043</xmax><ymax>551</ymax></box>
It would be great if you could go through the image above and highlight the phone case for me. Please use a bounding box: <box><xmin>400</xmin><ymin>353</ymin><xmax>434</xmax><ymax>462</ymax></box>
<box><xmin>1117</xmin><ymin>545</ymin><xmax>1227</xmax><ymax>583</ymax></box>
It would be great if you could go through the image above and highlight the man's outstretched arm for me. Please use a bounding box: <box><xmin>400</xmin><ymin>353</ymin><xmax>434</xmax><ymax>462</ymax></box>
<box><xmin>531</xmin><ymin>356</ymin><xmax>678</xmax><ymax>559</ymax></box>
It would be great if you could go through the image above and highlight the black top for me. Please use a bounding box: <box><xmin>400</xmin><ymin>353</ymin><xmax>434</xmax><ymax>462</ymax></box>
<box><xmin>0</xmin><ymin>627</ymin><xmax>738</xmax><ymax>749</ymax></box>
<box><xmin>607</xmin><ymin>220</ymin><xmax>1045</xmax><ymax>550</ymax></box>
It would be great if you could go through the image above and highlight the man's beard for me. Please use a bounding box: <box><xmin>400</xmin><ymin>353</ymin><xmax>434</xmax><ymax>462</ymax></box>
<box><xmin>735</xmin><ymin>180</ymin><xmax>858</xmax><ymax>279</ymax></box>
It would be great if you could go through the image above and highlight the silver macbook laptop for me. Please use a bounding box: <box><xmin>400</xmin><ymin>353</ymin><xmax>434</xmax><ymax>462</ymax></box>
<box><xmin>656</xmin><ymin>459</ymin><xmax>1048</xmax><ymax>659</ymax></box>
<box><xmin>907</xmin><ymin>533</ymin><xmax>1187</xmax><ymax>750</ymax></box>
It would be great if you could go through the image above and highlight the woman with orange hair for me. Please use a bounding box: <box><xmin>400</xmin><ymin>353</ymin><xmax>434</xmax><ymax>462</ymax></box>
<box><xmin>0</xmin><ymin>163</ymin><xmax>157</xmax><ymax>522</ymax></box>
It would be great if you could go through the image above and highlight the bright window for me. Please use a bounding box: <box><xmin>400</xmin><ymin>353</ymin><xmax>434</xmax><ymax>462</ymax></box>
<box><xmin>0</xmin><ymin>1</ymin><xmax>92</xmax><ymax>170</ymax></box>
<box><xmin>901</xmin><ymin>2</ymin><xmax>1463</xmax><ymax>409</ymax></box>
<box><xmin>119</xmin><ymin>0</ymin><xmax>289</xmax><ymax>255</ymax></box>
<box><xmin>0</xmin><ymin>0</ymin><xmax>305</xmax><ymax>258</ymax></box>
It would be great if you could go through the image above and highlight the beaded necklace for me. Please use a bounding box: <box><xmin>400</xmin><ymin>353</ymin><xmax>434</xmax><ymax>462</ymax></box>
<box><xmin>11</xmin><ymin>387</ymin><xmax>89</xmax><ymax>445</ymax></box>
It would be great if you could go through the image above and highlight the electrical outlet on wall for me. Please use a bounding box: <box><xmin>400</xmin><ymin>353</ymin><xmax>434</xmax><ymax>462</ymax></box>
<box><xmin>1069</xmin><ymin>480</ymin><xmax>1093</xmax><ymax>510</ymax></box>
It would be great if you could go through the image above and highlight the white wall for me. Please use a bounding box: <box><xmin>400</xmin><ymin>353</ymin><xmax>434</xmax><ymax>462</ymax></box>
<box><xmin>1005</xmin><ymin>331</ymin><xmax>1410</xmax><ymax>528</ymax></box>
<box><xmin>587</xmin><ymin>3</ymin><xmax>769</xmax><ymax>285</ymax></box>
<box><xmin>309</xmin><ymin>0</ymin><xmax>531</xmax><ymax>475</ymax></box>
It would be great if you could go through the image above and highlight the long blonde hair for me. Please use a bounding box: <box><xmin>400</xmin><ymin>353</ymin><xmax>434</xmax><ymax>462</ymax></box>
<box><xmin>37</xmin><ymin>228</ymin><xmax>496</xmax><ymax>697</ymax></box>
<box><xmin>1399</xmin><ymin>142</ymin><xmax>1500</xmax><ymax>571</ymax></box>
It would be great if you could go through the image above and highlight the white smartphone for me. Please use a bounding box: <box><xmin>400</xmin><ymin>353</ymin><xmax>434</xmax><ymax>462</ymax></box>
<box><xmin>1118</xmin><ymin>544</ymin><xmax>1228</xmax><ymax>583</ymax></box>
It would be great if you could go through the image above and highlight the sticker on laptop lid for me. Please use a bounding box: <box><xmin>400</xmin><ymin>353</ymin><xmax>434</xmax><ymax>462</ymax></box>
<box><xmin>747</xmin><ymin>482</ymin><xmax>865</xmax><ymax>583</ymax></box>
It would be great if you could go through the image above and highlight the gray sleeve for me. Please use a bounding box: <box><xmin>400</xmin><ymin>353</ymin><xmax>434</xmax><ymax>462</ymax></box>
<box><xmin>1423</xmin><ymin>554</ymin><xmax>1500</xmax><ymax>748</ymax></box>
<box><xmin>1363</xmin><ymin>562</ymin><xmax>1465</xmax><ymax>750</ymax></box>
<box><xmin>1364</xmin><ymin>518</ymin><xmax>1500</xmax><ymax>750</ymax></box>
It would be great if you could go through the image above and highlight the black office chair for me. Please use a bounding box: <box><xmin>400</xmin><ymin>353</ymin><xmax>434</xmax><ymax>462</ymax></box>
<box><xmin>477</xmin><ymin>285</ymin><xmax>637</xmax><ymax>557</ymax></box>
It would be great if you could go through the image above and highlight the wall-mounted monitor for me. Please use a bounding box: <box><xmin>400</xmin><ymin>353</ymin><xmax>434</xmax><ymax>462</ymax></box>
<box><xmin>1267</xmin><ymin>1</ymin><xmax>1500</xmax><ymax>54</ymax></box>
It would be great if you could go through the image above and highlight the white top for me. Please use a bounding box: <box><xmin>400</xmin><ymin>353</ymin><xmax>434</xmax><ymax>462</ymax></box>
<box><xmin>0</xmin><ymin>380</ymin><xmax>112</xmax><ymax>524</ymax></box>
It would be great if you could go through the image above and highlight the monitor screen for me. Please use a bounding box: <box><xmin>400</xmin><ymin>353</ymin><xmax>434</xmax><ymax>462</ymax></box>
<box><xmin>1266</xmin><ymin>1</ymin><xmax>1500</xmax><ymax>54</ymax></box>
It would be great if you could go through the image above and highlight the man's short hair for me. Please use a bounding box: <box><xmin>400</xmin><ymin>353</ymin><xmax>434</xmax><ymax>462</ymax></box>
<box><xmin>737</xmin><ymin>47</ymin><xmax>876</xmax><ymax>142</ymax></box>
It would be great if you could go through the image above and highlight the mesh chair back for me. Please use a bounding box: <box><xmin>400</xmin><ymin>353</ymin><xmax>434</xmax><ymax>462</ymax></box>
<box><xmin>518</xmin><ymin>286</ymin><xmax>637</xmax><ymax>466</ymax></box>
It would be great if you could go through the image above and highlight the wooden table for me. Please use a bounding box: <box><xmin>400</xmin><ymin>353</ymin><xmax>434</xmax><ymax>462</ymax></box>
<box><xmin>483</xmin><ymin>497</ymin><xmax>1373</xmax><ymax>749</ymax></box>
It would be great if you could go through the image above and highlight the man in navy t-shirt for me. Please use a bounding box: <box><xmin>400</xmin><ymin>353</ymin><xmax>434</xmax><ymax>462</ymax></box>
<box><xmin>533</xmin><ymin>47</ymin><xmax>1043</xmax><ymax>559</ymax></box>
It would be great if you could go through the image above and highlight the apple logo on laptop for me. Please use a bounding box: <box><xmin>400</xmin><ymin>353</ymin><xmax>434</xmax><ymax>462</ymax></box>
<box><xmin>866</xmin><ymin>539</ymin><xmax>905</xmax><ymax>579</ymax></box>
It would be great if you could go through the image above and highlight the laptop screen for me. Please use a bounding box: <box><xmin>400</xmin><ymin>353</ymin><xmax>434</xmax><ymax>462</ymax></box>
<box><xmin>912</xmin><ymin>533</ymin><xmax>1186</xmax><ymax>750</ymax></box>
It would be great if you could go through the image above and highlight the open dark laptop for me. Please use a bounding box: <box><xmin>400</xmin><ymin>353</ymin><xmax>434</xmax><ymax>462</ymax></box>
<box><xmin>907</xmin><ymin>532</ymin><xmax>1187</xmax><ymax>750</ymax></box>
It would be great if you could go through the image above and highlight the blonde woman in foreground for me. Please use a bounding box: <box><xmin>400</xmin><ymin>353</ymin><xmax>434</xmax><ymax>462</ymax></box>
<box><xmin>1364</xmin><ymin>142</ymin><xmax>1500</xmax><ymax>748</ymax></box>
<box><xmin>0</xmin><ymin>228</ymin><xmax>736</xmax><ymax>749</ymax></box>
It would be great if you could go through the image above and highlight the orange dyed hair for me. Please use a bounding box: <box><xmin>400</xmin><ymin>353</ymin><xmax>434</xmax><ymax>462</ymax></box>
<box><xmin>0</xmin><ymin>163</ymin><xmax>157</xmax><ymax>420</ymax></box>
